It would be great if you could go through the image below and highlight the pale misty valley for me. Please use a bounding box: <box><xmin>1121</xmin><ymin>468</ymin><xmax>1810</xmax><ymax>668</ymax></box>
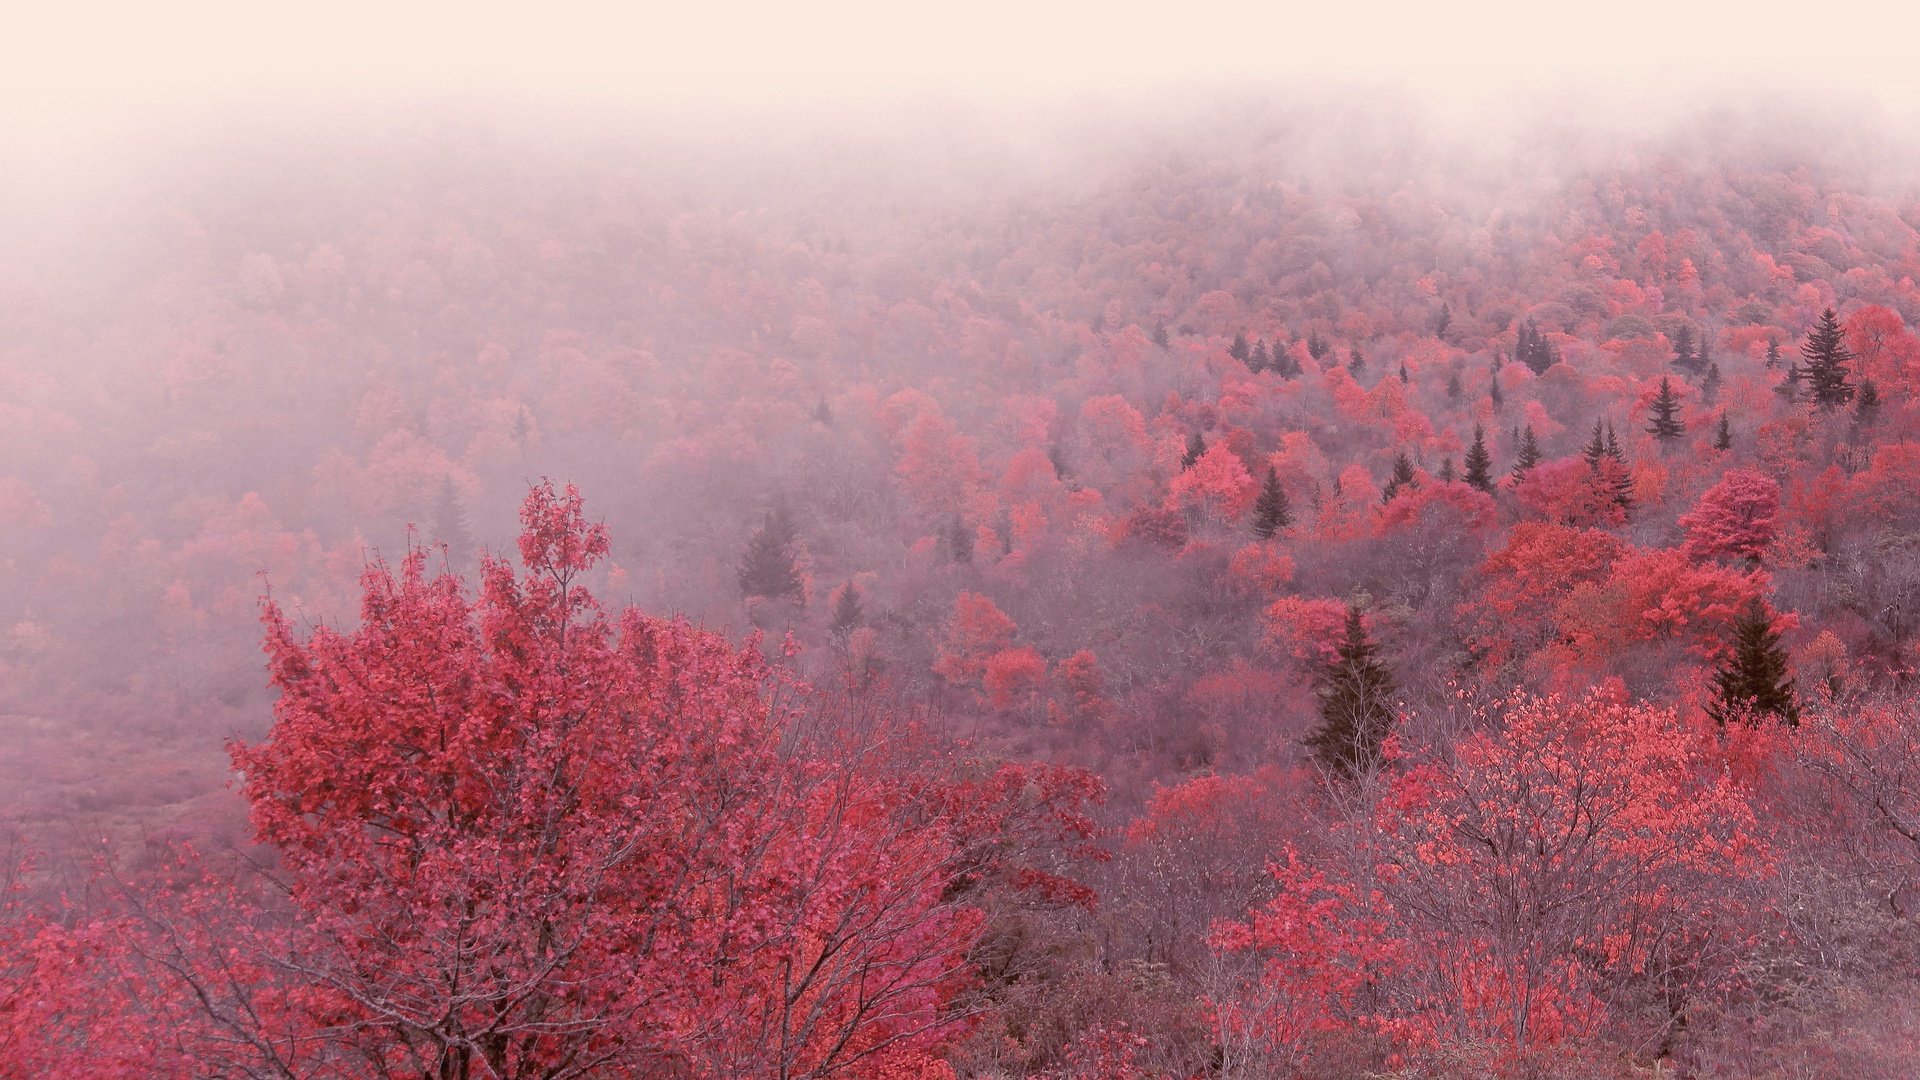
<box><xmin>9</xmin><ymin>6</ymin><xmax>1920</xmax><ymax>1078</ymax></box>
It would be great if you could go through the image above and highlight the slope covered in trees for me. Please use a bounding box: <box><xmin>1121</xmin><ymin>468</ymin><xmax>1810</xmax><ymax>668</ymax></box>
<box><xmin>8</xmin><ymin>100</ymin><xmax>1920</xmax><ymax>1074</ymax></box>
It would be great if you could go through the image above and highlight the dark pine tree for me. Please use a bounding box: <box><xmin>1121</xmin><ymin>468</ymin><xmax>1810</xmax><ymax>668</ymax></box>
<box><xmin>1463</xmin><ymin>424</ymin><xmax>1496</xmax><ymax>493</ymax></box>
<box><xmin>1249</xmin><ymin>338</ymin><xmax>1271</xmax><ymax>373</ymax></box>
<box><xmin>1305</xmin><ymin>606</ymin><xmax>1398</xmax><ymax>780</ymax></box>
<box><xmin>1152</xmin><ymin>321</ymin><xmax>1171</xmax><ymax>349</ymax></box>
<box><xmin>1431</xmin><ymin>302</ymin><xmax>1452</xmax><ymax>340</ymax></box>
<box><xmin>738</xmin><ymin>503</ymin><xmax>803</xmax><ymax>602</ymax></box>
<box><xmin>1229</xmin><ymin>331</ymin><xmax>1251</xmax><ymax>362</ymax></box>
<box><xmin>1446</xmin><ymin>368</ymin><xmax>1463</xmax><ymax>399</ymax></box>
<box><xmin>813</xmin><ymin>398</ymin><xmax>835</xmax><ymax>427</ymax></box>
<box><xmin>1800</xmin><ymin>308</ymin><xmax>1856</xmax><ymax>409</ymax></box>
<box><xmin>828</xmin><ymin>580</ymin><xmax>864</xmax><ymax>641</ymax></box>
<box><xmin>1714</xmin><ymin>412</ymin><xmax>1733</xmax><ymax>451</ymax></box>
<box><xmin>1856</xmin><ymin>378</ymin><xmax>1882</xmax><ymax>425</ymax></box>
<box><xmin>1670</xmin><ymin>323</ymin><xmax>1699</xmax><ymax>375</ymax></box>
<box><xmin>1252</xmin><ymin>466</ymin><xmax>1292</xmax><ymax>539</ymax></box>
<box><xmin>1272</xmin><ymin>342</ymin><xmax>1302</xmax><ymax>379</ymax></box>
<box><xmin>1701</xmin><ymin>361</ymin><xmax>1723</xmax><ymax>405</ymax></box>
<box><xmin>1764</xmin><ymin>336</ymin><xmax>1782</xmax><ymax>370</ymax></box>
<box><xmin>1348</xmin><ymin>347</ymin><xmax>1366</xmax><ymax>377</ymax></box>
<box><xmin>946</xmin><ymin>516</ymin><xmax>974</xmax><ymax>565</ymax></box>
<box><xmin>1519</xmin><ymin>320</ymin><xmax>1559</xmax><ymax>375</ymax></box>
<box><xmin>1647</xmin><ymin>376</ymin><xmax>1685</xmax><ymax>442</ymax></box>
<box><xmin>1489</xmin><ymin>365</ymin><xmax>1504</xmax><ymax>409</ymax></box>
<box><xmin>1583</xmin><ymin>419</ymin><xmax>1609</xmax><ymax>471</ymax></box>
<box><xmin>1180</xmin><ymin>431</ymin><xmax>1207</xmax><ymax>471</ymax></box>
<box><xmin>1438</xmin><ymin>458</ymin><xmax>1457</xmax><ymax>483</ymax></box>
<box><xmin>1307</xmin><ymin>332</ymin><xmax>1331</xmax><ymax>361</ymax></box>
<box><xmin>1775</xmin><ymin>360</ymin><xmax>1803</xmax><ymax>403</ymax></box>
<box><xmin>1511</xmin><ymin>425</ymin><xmax>1542</xmax><ymax>483</ymax></box>
<box><xmin>1381</xmin><ymin>451</ymin><xmax>1418</xmax><ymax>503</ymax></box>
<box><xmin>1603</xmin><ymin>422</ymin><xmax>1634</xmax><ymax>511</ymax></box>
<box><xmin>1706</xmin><ymin>598</ymin><xmax>1799</xmax><ymax>728</ymax></box>
<box><xmin>1398</xmin><ymin>360</ymin><xmax>1410</xmax><ymax>385</ymax></box>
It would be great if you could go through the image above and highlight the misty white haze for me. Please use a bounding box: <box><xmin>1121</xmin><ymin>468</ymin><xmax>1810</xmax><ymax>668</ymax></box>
<box><xmin>10</xmin><ymin>2</ymin><xmax>1920</xmax><ymax>1077</ymax></box>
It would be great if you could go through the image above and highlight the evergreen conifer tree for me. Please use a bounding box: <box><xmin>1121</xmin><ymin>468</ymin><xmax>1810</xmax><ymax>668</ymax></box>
<box><xmin>1511</xmin><ymin>425</ymin><xmax>1542</xmax><ymax>483</ymax></box>
<box><xmin>1305</xmin><ymin>606</ymin><xmax>1398</xmax><ymax>780</ymax></box>
<box><xmin>1348</xmin><ymin>347</ymin><xmax>1366</xmax><ymax>377</ymax></box>
<box><xmin>1252</xmin><ymin>467</ymin><xmax>1292</xmax><ymax>539</ymax></box>
<box><xmin>1446</xmin><ymin>369</ymin><xmax>1463</xmax><ymax>399</ymax></box>
<box><xmin>1765</xmin><ymin>337</ymin><xmax>1781</xmax><ymax>369</ymax></box>
<box><xmin>1438</xmin><ymin>458</ymin><xmax>1457</xmax><ymax>483</ymax></box>
<box><xmin>1670</xmin><ymin>323</ymin><xmax>1699</xmax><ymax>374</ymax></box>
<box><xmin>1583</xmin><ymin>420</ymin><xmax>1609</xmax><ymax>471</ymax></box>
<box><xmin>1307</xmin><ymin>332</ymin><xmax>1331</xmax><ymax>361</ymax></box>
<box><xmin>1398</xmin><ymin>360</ymin><xmax>1410</xmax><ymax>385</ymax></box>
<box><xmin>1489</xmin><ymin>366</ymin><xmax>1504</xmax><ymax>408</ymax></box>
<box><xmin>1714</xmin><ymin>412</ymin><xmax>1733</xmax><ymax>451</ymax></box>
<box><xmin>1800</xmin><ymin>308</ymin><xmax>1856</xmax><ymax>408</ymax></box>
<box><xmin>1152</xmin><ymin>322</ymin><xmax>1171</xmax><ymax>349</ymax></box>
<box><xmin>1181</xmin><ymin>431</ymin><xmax>1207</xmax><ymax>471</ymax></box>
<box><xmin>1856</xmin><ymin>378</ymin><xmax>1881</xmax><ymax>424</ymax></box>
<box><xmin>1249</xmin><ymin>338</ymin><xmax>1271</xmax><ymax>373</ymax></box>
<box><xmin>1604</xmin><ymin>422</ymin><xmax>1634</xmax><ymax>511</ymax></box>
<box><xmin>1706</xmin><ymin>598</ymin><xmax>1799</xmax><ymax>728</ymax></box>
<box><xmin>828</xmin><ymin>580</ymin><xmax>864</xmax><ymax>641</ymax></box>
<box><xmin>1463</xmin><ymin>424</ymin><xmax>1495</xmax><ymax>493</ymax></box>
<box><xmin>738</xmin><ymin>504</ymin><xmax>803</xmax><ymax>601</ymax></box>
<box><xmin>1381</xmin><ymin>451</ymin><xmax>1418</xmax><ymax>503</ymax></box>
<box><xmin>1229</xmin><ymin>331</ymin><xmax>1251</xmax><ymax>362</ymax></box>
<box><xmin>1701</xmin><ymin>361</ymin><xmax>1722</xmax><ymax>404</ymax></box>
<box><xmin>1647</xmin><ymin>376</ymin><xmax>1685</xmax><ymax>442</ymax></box>
<box><xmin>946</xmin><ymin>517</ymin><xmax>974</xmax><ymax>565</ymax></box>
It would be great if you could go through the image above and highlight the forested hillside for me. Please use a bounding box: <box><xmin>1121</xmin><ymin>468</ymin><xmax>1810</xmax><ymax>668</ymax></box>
<box><xmin>7</xmin><ymin>101</ymin><xmax>1920</xmax><ymax>1076</ymax></box>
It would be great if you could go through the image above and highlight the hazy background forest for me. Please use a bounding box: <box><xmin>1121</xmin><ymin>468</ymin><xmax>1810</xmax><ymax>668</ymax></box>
<box><xmin>10</xmin><ymin>4</ymin><xmax>1920</xmax><ymax>1077</ymax></box>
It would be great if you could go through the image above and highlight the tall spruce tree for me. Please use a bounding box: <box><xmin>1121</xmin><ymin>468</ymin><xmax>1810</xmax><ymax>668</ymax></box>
<box><xmin>1604</xmin><ymin>422</ymin><xmax>1634</xmax><ymax>511</ymax></box>
<box><xmin>1252</xmin><ymin>466</ymin><xmax>1292</xmax><ymax>539</ymax></box>
<box><xmin>1229</xmin><ymin>331</ymin><xmax>1251</xmax><ymax>362</ymax></box>
<box><xmin>1856</xmin><ymin>378</ymin><xmax>1882</xmax><ymax>425</ymax></box>
<box><xmin>1152</xmin><ymin>321</ymin><xmax>1171</xmax><ymax>348</ymax></box>
<box><xmin>1701</xmin><ymin>361</ymin><xmax>1723</xmax><ymax>404</ymax></box>
<box><xmin>1800</xmin><ymin>307</ymin><xmax>1856</xmax><ymax>408</ymax></box>
<box><xmin>1180</xmin><ymin>431</ymin><xmax>1207</xmax><ymax>471</ymax></box>
<box><xmin>1706</xmin><ymin>598</ymin><xmax>1799</xmax><ymax>728</ymax></box>
<box><xmin>738</xmin><ymin>503</ymin><xmax>803</xmax><ymax>602</ymax></box>
<box><xmin>946</xmin><ymin>517</ymin><xmax>974</xmax><ymax>565</ymax></box>
<box><xmin>1463</xmin><ymin>424</ymin><xmax>1496</xmax><ymax>493</ymax></box>
<box><xmin>1381</xmin><ymin>451</ymin><xmax>1418</xmax><ymax>503</ymax></box>
<box><xmin>1249</xmin><ymin>338</ymin><xmax>1271</xmax><ymax>373</ymax></box>
<box><xmin>1714</xmin><ymin>412</ymin><xmax>1733</xmax><ymax>451</ymax></box>
<box><xmin>1305</xmin><ymin>606</ymin><xmax>1398</xmax><ymax>780</ymax></box>
<box><xmin>828</xmin><ymin>580</ymin><xmax>864</xmax><ymax>641</ymax></box>
<box><xmin>1348</xmin><ymin>347</ymin><xmax>1366</xmax><ymax>377</ymax></box>
<box><xmin>1764</xmin><ymin>337</ymin><xmax>1782</xmax><ymax>370</ymax></box>
<box><xmin>1583</xmin><ymin>419</ymin><xmax>1609</xmax><ymax>470</ymax></box>
<box><xmin>1489</xmin><ymin>365</ymin><xmax>1504</xmax><ymax>408</ymax></box>
<box><xmin>1647</xmin><ymin>376</ymin><xmax>1685</xmax><ymax>442</ymax></box>
<box><xmin>1511</xmin><ymin>425</ymin><xmax>1542</xmax><ymax>483</ymax></box>
<box><xmin>1670</xmin><ymin>323</ymin><xmax>1699</xmax><ymax>375</ymax></box>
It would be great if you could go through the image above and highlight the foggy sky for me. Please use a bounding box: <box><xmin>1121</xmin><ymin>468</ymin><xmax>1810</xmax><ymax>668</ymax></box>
<box><xmin>8</xmin><ymin>0</ymin><xmax>1917</xmax><ymax>148</ymax></box>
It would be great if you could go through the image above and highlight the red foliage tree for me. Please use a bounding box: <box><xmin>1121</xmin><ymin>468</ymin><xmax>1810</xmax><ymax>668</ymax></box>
<box><xmin>1680</xmin><ymin>469</ymin><xmax>1781</xmax><ymax>563</ymax></box>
